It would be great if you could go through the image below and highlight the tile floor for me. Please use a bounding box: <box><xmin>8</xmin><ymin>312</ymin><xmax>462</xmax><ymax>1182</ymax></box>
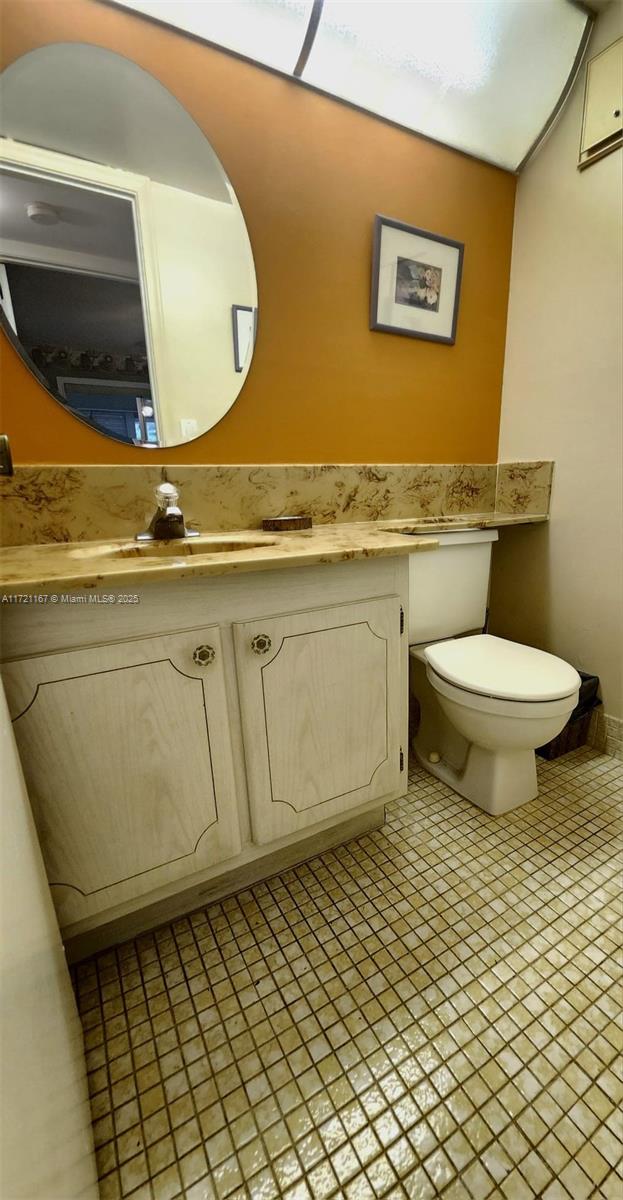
<box><xmin>75</xmin><ymin>747</ymin><xmax>623</xmax><ymax>1200</ymax></box>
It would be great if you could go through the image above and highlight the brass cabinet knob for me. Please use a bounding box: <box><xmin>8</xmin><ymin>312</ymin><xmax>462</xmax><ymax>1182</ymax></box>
<box><xmin>193</xmin><ymin>644</ymin><xmax>216</xmax><ymax>666</ymax></box>
<box><xmin>251</xmin><ymin>633</ymin><xmax>272</xmax><ymax>655</ymax></box>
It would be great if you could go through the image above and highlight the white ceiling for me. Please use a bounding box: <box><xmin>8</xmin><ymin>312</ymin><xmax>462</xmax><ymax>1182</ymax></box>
<box><xmin>0</xmin><ymin>43</ymin><xmax>232</xmax><ymax>204</ymax></box>
<box><xmin>0</xmin><ymin>169</ymin><xmax>139</xmax><ymax>276</ymax></box>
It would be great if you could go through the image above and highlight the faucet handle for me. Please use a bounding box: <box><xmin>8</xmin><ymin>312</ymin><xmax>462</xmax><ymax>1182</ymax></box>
<box><xmin>154</xmin><ymin>481</ymin><xmax>179</xmax><ymax>508</ymax></box>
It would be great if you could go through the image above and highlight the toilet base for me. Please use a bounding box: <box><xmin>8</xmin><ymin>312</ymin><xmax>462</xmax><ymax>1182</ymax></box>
<box><xmin>414</xmin><ymin>742</ymin><xmax>538</xmax><ymax>815</ymax></box>
<box><xmin>410</xmin><ymin>649</ymin><xmax>541</xmax><ymax>815</ymax></box>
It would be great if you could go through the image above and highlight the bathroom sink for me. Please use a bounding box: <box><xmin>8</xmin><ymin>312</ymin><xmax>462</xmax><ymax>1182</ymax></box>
<box><xmin>69</xmin><ymin>536</ymin><xmax>278</xmax><ymax>561</ymax></box>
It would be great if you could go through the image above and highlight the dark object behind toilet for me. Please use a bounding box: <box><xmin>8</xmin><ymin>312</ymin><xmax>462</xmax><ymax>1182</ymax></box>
<box><xmin>537</xmin><ymin>671</ymin><xmax>601</xmax><ymax>759</ymax></box>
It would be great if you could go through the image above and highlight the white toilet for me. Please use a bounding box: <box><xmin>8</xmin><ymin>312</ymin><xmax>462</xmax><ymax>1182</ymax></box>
<box><xmin>409</xmin><ymin>529</ymin><xmax>580</xmax><ymax>815</ymax></box>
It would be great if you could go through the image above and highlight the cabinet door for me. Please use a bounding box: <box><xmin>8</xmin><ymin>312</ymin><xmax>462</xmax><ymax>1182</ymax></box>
<box><xmin>2</xmin><ymin>627</ymin><xmax>240</xmax><ymax>927</ymax></box>
<box><xmin>234</xmin><ymin>597</ymin><xmax>403</xmax><ymax>844</ymax></box>
<box><xmin>580</xmin><ymin>38</ymin><xmax>623</xmax><ymax>156</ymax></box>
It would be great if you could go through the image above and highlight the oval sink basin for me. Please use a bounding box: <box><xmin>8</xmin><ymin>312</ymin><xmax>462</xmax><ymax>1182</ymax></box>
<box><xmin>69</xmin><ymin>536</ymin><xmax>278</xmax><ymax>561</ymax></box>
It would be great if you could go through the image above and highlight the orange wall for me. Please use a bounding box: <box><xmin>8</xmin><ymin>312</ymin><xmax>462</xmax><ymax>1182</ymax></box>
<box><xmin>0</xmin><ymin>0</ymin><xmax>516</xmax><ymax>465</ymax></box>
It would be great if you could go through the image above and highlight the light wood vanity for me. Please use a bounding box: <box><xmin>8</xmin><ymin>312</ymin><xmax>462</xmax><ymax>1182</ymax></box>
<box><xmin>1</xmin><ymin>528</ymin><xmax>432</xmax><ymax>958</ymax></box>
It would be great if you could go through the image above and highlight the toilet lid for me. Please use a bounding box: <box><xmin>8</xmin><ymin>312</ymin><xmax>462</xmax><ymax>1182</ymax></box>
<box><xmin>425</xmin><ymin>635</ymin><xmax>581</xmax><ymax>702</ymax></box>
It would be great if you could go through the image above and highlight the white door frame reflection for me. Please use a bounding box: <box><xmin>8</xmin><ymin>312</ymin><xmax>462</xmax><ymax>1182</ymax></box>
<box><xmin>0</xmin><ymin>138</ymin><xmax>165</xmax><ymax>445</ymax></box>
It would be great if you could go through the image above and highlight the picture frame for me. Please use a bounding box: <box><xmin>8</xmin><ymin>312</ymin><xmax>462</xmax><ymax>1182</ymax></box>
<box><xmin>370</xmin><ymin>215</ymin><xmax>464</xmax><ymax>345</ymax></box>
<box><xmin>232</xmin><ymin>304</ymin><xmax>257</xmax><ymax>373</ymax></box>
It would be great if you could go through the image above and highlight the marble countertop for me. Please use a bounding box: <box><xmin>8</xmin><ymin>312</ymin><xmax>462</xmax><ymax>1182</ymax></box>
<box><xmin>0</xmin><ymin>512</ymin><xmax>547</xmax><ymax>594</ymax></box>
<box><xmin>376</xmin><ymin>512</ymin><xmax>548</xmax><ymax>534</ymax></box>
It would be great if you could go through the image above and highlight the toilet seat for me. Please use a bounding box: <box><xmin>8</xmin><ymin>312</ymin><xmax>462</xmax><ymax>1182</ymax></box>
<box><xmin>424</xmin><ymin>634</ymin><xmax>580</xmax><ymax>703</ymax></box>
<box><xmin>426</xmin><ymin>665</ymin><xmax>579</xmax><ymax>721</ymax></box>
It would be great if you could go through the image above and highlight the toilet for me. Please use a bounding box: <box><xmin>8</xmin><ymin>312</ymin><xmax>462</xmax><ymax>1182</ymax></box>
<box><xmin>409</xmin><ymin>529</ymin><xmax>580</xmax><ymax>815</ymax></box>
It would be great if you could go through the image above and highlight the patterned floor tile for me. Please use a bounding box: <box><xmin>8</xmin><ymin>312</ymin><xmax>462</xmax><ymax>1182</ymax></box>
<box><xmin>75</xmin><ymin>747</ymin><xmax>623</xmax><ymax>1199</ymax></box>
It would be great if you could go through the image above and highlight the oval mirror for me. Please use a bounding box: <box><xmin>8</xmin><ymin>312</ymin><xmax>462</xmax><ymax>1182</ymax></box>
<box><xmin>0</xmin><ymin>43</ymin><xmax>258</xmax><ymax>448</ymax></box>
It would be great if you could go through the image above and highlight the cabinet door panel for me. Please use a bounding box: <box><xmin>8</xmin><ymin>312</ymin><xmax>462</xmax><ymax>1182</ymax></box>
<box><xmin>234</xmin><ymin>597</ymin><xmax>402</xmax><ymax>843</ymax></box>
<box><xmin>2</xmin><ymin>628</ymin><xmax>239</xmax><ymax>926</ymax></box>
<box><xmin>581</xmin><ymin>38</ymin><xmax>623</xmax><ymax>153</ymax></box>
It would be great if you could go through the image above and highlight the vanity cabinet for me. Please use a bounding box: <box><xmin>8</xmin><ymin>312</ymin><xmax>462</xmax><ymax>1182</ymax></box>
<box><xmin>234</xmin><ymin>598</ymin><xmax>402</xmax><ymax>843</ymax></box>
<box><xmin>2</xmin><ymin>626</ymin><xmax>240</xmax><ymax>926</ymax></box>
<box><xmin>1</xmin><ymin>558</ymin><xmax>409</xmax><ymax>947</ymax></box>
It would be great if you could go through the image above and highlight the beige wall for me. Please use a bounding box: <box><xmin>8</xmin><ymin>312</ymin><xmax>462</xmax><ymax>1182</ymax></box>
<box><xmin>147</xmin><ymin>179</ymin><xmax>257</xmax><ymax>445</ymax></box>
<box><xmin>0</xmin><ymin>683</ymin><xmax>97</xmax><ymax>1199</ymax></box>
<box><xmin>490</xmin><ymin>3</ymin><xmax>623</xmax><ymax>721</ymax></box>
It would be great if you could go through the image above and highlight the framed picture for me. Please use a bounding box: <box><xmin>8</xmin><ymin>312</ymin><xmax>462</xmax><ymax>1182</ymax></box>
<box><xmin>370</xmin><ymin>215</ymin><xmax>464</xmax><ymax>345</ymax></box>
<box><xmin>232</xmin><ymin>304</ymin><xmax>257</xmax><ymax>373</ymax></box>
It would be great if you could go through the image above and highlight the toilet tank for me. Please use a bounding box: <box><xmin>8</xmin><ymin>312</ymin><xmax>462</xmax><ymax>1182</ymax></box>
<box><xmin>408</xmin><ymin>529</ymin><xmax>499</xmax><ymax>644</ymax></box>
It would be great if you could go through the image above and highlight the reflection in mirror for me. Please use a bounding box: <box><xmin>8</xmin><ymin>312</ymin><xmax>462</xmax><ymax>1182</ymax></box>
<box><xmin>232</xmin><ymin>306</ymin><xmax>257</xmax><ymax>375</ymax></box>
<box><xmin>0</xmin><ymin>168</ymin><xmax>157</xmax><ymax>445</ymax></box>
<box><xmin>0</xmin><ymin>44</ymin><xmax>258</xmax><ymax>448</ymax></box>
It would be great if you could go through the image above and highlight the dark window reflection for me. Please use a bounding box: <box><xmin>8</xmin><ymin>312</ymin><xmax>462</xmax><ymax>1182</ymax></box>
<box><xmin>5</xmin><ymin>262</ymin><xmax>154</xmax><ymax>445</ymax></box>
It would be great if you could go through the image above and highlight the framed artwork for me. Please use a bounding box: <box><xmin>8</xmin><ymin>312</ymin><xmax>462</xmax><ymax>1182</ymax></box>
<box><xmin>232</xmin><ymin>304</ymin><xmax>257</xmax><ymax>373</ymax></box>
<box><xmin>370</xmin><ymin>215</ymin><xmax>464</xmax><ymax>345</ymax></box>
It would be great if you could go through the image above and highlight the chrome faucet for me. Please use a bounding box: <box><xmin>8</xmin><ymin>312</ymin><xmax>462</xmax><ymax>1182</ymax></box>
<box><xmin>136</xmin><ymin>482</ymin><xmax>200</xmax><ymax>541</ymax></box>
<box><xmin>0</xmin><ymin>434</ymin><xmax>13</xmax><ymax>476</ymax></box>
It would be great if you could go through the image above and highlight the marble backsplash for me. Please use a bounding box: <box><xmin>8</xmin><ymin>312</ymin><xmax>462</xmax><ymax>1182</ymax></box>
<box><xmin>495</xmin><ymin>460</ymin><xmax>554</xmax><ymax>515</ymax></box>
<box><xmin>0</xmin><ymin>461</ymin><xmax>553</xmax><ymax>547</ymax></box>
